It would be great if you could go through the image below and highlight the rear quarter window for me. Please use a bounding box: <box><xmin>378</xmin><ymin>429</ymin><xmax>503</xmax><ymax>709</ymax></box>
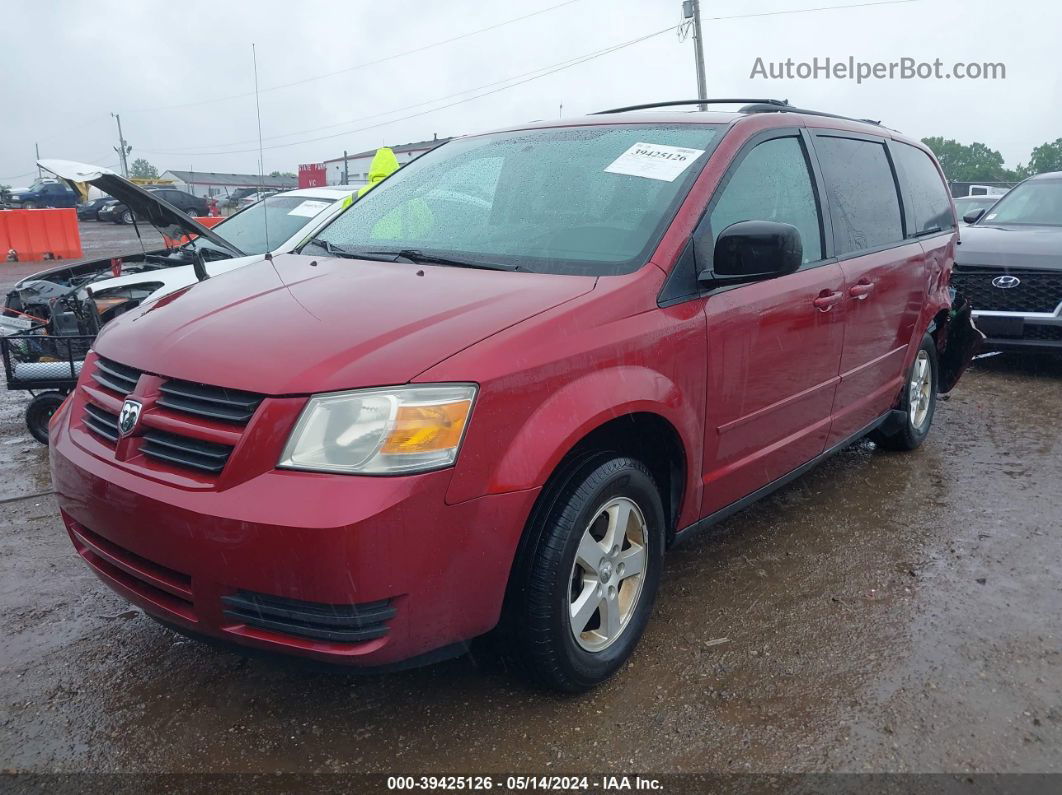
<box><xmin>894</xmin><ymin>143</ymin><xmax>955</xmax><ymax>235</ymax></box>
<box><xmin>815</xmin><ymin>135</ymin><xmax>904</xmax><ymax>255</ymax></box>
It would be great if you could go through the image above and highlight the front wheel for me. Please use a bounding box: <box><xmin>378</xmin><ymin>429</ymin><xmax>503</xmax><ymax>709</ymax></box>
<box><xmin>504</xmin><ymin>455</ymin><xmax>665</xmax><ymax>692</ymax></box>
<box><xmin>22</xmin><ymin>202</ymin><xmax>36</xmax><ymax>209</ymax></box>
<box><xmin>26</xmin><ymin>391</ymin><xmax>66</xmax><ymax>445</ymax></box>
<box><xmin>121</xmin><ymin>209</ymin><xmax>133</xmax><ymax>224</ymax></box>
<box><xmin>871</xmin><ymin>334</ymin><xmax>938</xmax><ymax>451</ymax></box>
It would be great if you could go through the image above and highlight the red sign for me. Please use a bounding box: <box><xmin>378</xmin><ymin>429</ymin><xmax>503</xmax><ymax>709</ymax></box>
<box><xmin>298</xmin><ymin>163</ymin><xmax>327</xmax><ymax>188</ymax></box>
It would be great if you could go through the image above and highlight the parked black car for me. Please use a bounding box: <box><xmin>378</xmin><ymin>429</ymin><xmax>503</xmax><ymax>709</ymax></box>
<box><xmin>953</xmin><ymin>171</ymin><xmax>1062</xmax><ymax>352</ymax></box>
<box><xmin>105</xmin><ymin>186</ymin><xmax>207</xmax><ymax>224</ymax></box>
<box><xmin>76</xmin><ymin>197</ymin><xmax>115</xmax><ymax>221</ymax></box>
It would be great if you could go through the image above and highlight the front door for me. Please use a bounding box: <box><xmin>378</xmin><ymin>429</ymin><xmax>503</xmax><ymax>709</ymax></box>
<box><xmin>698</xmin><ymin>132</ymin><xmax>846</xmax><ymax>517</ymax></box>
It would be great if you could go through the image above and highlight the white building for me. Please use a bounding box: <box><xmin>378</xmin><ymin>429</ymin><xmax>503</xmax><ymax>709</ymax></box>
<box><xmin>322</xmin><ymin>137</ymin><xmax>451</xmax><ymax>187</ymax></box>
<box><xmin>160</xmin><ymin>170</ymin><xmax>298</xmax><ymax>199</ymax></box>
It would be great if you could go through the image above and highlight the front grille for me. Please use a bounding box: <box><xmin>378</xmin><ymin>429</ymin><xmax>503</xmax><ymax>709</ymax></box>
<box><xmin>141</xmin><ymin>428</ymin><xmax>233</xmax><ymax>474</ymax></box>
<box><xmin>952</xmin><ymin>270</ymin><xmax>1062</xmax><ymax>313</ymax></box>
<box><xmin>83</xmin><ymin>402</ymin><xmax>120</xmax><ymax>444</ymax></box>
<box><xmin>92</xmin><ymin>356</ymin><xmax>142</xmax><ymax>395</ymax></box>
<box><xmin>158</xmin><ymin>379</ymin><xmax>263</xmax><ymax>424</ymax></box>
<box><xmin>222</xmin><ymin>591</ymin><xmax>396</xmax><ymax>644</ymax></box>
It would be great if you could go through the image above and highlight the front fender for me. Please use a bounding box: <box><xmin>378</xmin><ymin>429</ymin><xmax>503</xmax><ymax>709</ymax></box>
<box><xmin>445</xmin><ymin>366</ymin><xmax>701</xmax><ymax>509</ymax></box>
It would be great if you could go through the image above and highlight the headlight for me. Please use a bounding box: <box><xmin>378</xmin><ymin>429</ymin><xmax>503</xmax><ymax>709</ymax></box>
<box><xmin>278</xmin><ymin>384</ymin><xmax>476</xmax><ymax>475</ymax></box>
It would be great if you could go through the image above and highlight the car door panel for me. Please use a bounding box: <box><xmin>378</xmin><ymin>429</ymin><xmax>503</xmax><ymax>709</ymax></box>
<box><xmin>827</xmin><ymin>242</ymin><xmax>926</xmax><ymax>443</ymax></box>
<box><xmin>701</xmin><ymin>265</ymin><xmax>846</xmax><ymax>515</ymax></box>
<box><xmin>696</xmin><ymin>131</ymin><xmax>844</xmax><ymax>517</ymax></box>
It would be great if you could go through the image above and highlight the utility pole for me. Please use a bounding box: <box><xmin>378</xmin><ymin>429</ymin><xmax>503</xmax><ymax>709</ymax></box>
<box><xmin>682</xmin><ymin>0</ymin><xmax>708</xmax><ymax>110</ymax></box>
<box><xmin>111</xmin><ymin>112</ymin><xmax>130</xmax><ymax>177</ymax></box>
<box><xmin>343</xmin><ymin>150</ymin><xmax>348</xmax><ymax>185</ymax></box>
<box><xmin>35</xmin><ymin>142</ymin><xmax>41</xmax><ymax>178</ymax></box>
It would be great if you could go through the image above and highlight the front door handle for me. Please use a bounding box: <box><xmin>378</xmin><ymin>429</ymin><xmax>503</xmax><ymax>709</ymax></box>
<box><xmin>849</xmin><ymin>281</ymin><xmax>875</xmax><ymax>300</ymax></box>
<box><xmin>813</xmin><ymin>290</ymin><xmax>844</xmax><ymax>312</ymax></box>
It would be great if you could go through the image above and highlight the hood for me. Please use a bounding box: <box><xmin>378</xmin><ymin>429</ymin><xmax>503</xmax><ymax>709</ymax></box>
<box><xmin>37</xmin><ymin>159</ymin><xmax>244</xmax><ymax>258</ymax></box>
<box><xmin>93</xmin><ymin>254</ymin><xmax>595</xmax><ymax>394</ymax></box>
<box><xmin>357</xmin><ymin>148</ymin><xmax>401</xmax><ymax>197</ymax></box>
<box><xmin>957</xmin><ymin>223</ymin><xmax>1062</xmax><ymax>271</ymax></box>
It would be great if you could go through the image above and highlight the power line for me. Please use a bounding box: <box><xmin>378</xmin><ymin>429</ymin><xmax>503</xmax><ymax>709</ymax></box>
<box><xmin>126</xmin><ymin>0</ymin><xmax>587</xmax><ymax>114</ymax></box>
<box><xmin>138</xmin><ymin>25</ymin><xmax>680</xmax><ymax>158</ymax></box>
<box><xmin>143</xmin><ymin>29</ymin><xmax>677</xmax><ymax>155</ymax></box>
<box><xmin>706</xmin><ymin>0</ymin><xmax>918</xmax><ymax>21</ymax></box>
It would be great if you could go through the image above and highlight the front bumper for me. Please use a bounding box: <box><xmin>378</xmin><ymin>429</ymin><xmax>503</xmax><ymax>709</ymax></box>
<box><xmin>50</xmin><ymin>400</ymin><xmax>539</xmax><ymax>667</ymax></box>
<box><xmin>973</xmin><ymin>311</ymin><xmax>1062</xmax><ymax>352</ymax></box>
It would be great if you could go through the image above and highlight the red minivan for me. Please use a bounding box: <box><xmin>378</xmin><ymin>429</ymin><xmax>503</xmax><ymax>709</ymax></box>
<box><xmin>49</xmin><ymin>100</ymin><xmax>978</xmax><ymax>691</ymax></box>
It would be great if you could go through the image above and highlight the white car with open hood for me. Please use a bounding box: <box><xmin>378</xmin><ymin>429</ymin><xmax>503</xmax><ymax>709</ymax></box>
<box><xmin>2</xmin><ymin>160</ymin><xmax>357</xmax><ymax>336</ymax></box>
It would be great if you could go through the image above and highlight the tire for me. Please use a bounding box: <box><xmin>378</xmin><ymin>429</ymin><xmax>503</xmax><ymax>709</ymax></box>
<box><xmin>501</xmin><ymin>454</ymin><xmax>666</xmax><ymax>692</ymax></box>
<box><xmin>22</xmin><ymin>202</ymin><xmax>36</xmax><ymax>209</ymax></box>
<box><xmin>186</xmin><ymin>208</ymin><xmax>198</xmax><ymax>216</ymax></box>
<box><xmin>26</xmin><ymin>391</ymin><xmax>66</xmax><ymax>445</ymax></box>
<box><xmin>871</xmin><ymin>334</ymin><xmax>938</xmax><ymax>451</ymax></box>
<box><xmin>121</xmin><ymin>209</ymin><xmax>133</xmax><ymax>225</ymax></box>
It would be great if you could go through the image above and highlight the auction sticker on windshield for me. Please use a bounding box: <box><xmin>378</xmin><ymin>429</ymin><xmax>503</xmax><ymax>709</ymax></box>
<box><xmin>288</xmin><ymin>200</ymin><xmax>332</xmax><ymax>218</ymax></box>
<box><xmin>604</xmin><ymin>142</ymin><xmax>706</xmax><ymax>182</ymax></box>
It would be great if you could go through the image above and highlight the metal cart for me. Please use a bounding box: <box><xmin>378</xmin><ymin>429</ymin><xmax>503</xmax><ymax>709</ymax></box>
<box><xmin>1</xmin><ymin>331</ymin><xmax>94</xmax><ymax>444</ymax></box>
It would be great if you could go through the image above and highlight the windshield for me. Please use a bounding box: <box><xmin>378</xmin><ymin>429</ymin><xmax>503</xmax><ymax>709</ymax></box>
<box><xmin>981</xmin><ymin>180</ymin><xmax>1062</xmax><ymax>226</ymax></box>
<box><xmin>310</xmin><ymin>124</ymin><xmax>722</xmax><ymax>275</ymax></box>
<box><xmin>210</xmin><ymin>195</ymin><xmax>339</xmax><ymax>255</ymax></box>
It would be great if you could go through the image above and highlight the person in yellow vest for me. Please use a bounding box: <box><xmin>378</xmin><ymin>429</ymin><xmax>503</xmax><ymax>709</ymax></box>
<box><xmin>357</xmin><ymin>147</ymin><xmax>400</xmax><ymax>198</ymax></box>
<box><xmin>359</xmin><ymin>147</ymin><xmax>434</xmax><ymax>240</ymax></box>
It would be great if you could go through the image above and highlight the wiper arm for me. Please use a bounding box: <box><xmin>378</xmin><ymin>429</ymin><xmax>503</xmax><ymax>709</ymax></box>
<box><xmin>374</xmin><ymin>248</ymin><xmax>519</xmax><ymax>271</ymax></box>
<box><xmin>304</xmin><ymin>239</ymin><xmax>405</xmax><ymax>262</ymax></box>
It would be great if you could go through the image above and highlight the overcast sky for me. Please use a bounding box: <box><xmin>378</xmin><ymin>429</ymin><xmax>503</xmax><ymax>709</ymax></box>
<box><xmin>3</xmin><ymin>0</ymin><xmax>1059</xmax><ymax>184</ymax></box>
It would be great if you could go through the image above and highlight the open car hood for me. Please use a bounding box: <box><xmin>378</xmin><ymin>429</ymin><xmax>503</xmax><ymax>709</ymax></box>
<box><xmin>37</xmin><ymin>159</ymin><xmax>244</xmax><ymax>258</ymax></box>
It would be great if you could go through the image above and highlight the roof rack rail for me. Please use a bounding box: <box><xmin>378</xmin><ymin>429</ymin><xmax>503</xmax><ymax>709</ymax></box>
<box><xmin>740</xmin><ymin>102</ymin><xmax>883</xmax><ymax>127</ymax></box>
<box><xmin>593</xmin><ymin>98</ymin><xmax>885</xmax><ymax>128</ymax></box>
<box><xmin>593</xmin><ymin>99</ymin><xmax>789</xmax><ymax>114</ymax></box>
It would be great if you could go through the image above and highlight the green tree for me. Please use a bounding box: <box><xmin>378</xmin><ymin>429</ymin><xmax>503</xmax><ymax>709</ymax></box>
<box><xmin>921</xmin><ymin>137</ymin><xmax>1011</xmax><ymax>182</ymax></box>
<box><xmin>269</xmin><ymin>170</ymin><xmax>295</xmax><ymax>178</ymax></box>
<box><xmin>130</xmin><ymin>158</ymin><xmax>159</xmax><ymax>179</ymax></box>
<box><xmin>1026</xmin><ymin>138</ymin><xmax>1062</xmax><ymax>175</ymax></box>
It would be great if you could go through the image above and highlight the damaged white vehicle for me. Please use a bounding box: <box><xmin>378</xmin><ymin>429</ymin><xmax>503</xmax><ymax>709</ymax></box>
<box><xmin>3</xmin><ymin>160</ymin><xmax>357</xmax><ymax>336</ymax></box>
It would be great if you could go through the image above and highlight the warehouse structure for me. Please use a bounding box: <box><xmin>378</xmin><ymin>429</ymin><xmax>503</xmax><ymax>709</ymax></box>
<box><xmin>320</xmin><ymin>137</ymin><xmax>452</xmax><ymax>188</ymax></box>
<box><xmin>159</xmin><ymin>170</ymin><xmax>297</xmax><ymax>200</ymax></box>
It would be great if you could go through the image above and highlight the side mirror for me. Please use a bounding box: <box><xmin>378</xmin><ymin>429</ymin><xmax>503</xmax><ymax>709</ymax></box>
<box><xmin>962</xmin><ymin>207</ymin><xmax>987</xmax><ymax>224</ymax></box>
<box><xmin>698</xmin><ymin>220</ymin><xmax>803</xmax><ymax>285</ymax></box>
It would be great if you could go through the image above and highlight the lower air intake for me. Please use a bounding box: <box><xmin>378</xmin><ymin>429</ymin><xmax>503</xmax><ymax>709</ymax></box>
<box><xmin>221</xmin><ymin>591</ymin><xmax>396</xmax><ymax>644</ymax></box>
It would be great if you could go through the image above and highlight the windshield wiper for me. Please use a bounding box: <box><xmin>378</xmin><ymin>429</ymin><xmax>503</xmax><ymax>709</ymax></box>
<box><xmin>366</xmin><ymin>248</ymin><xmax>519</xmax><ymax>271</ymax></box>
<box><xmin>304</xmin><ymin>239</ymin><xmax>408</xmax><ymax>262</ymax></box>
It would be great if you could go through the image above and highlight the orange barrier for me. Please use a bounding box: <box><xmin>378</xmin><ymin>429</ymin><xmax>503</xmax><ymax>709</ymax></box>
<box><xmin>1</xmin><ymin>208</ymin><xmax>82</xmax><ymax>262</ymax></box>
<box><xmin>163</xmin><ymin>216</ymin><xmax>225</xmax><ymax>247</ymax></box>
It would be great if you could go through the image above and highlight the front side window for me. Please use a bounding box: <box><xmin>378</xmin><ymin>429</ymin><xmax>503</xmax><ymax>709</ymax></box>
<box><xmin>894</xmin><ymin>143</ymin><xmax>955</xmax><ymax>235</ymax></box>
<box><xmin>816</xmin><ymin>136</ymin><xmax>904</xmax><ymax>255</ymax></box>
<box><xmin>708</xmin><ymin>136</ymin><xmax>823</xmax><ymax>264</ymax></box>
<box><xmin>981</xmin><ymin>179</ymin><xmax>1062</xmax><ymax>226</ymax></box>
<box><xmin>310</xmin><ymin>124</ymin><xmax>723</xmax><ymax>276</ymax></box>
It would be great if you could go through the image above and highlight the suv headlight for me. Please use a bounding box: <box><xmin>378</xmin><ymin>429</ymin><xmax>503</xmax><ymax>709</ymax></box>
<box><xmin>278</xmin><ymin>384</ymin><xmax>477</xmax><ymax>475</ymax></box>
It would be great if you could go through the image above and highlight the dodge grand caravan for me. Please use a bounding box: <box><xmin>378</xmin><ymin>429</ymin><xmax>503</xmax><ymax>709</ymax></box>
<box><xmin>49</xmin><ymin>100</ymin><xmax>979</xmax><ymax>691</ymax></box>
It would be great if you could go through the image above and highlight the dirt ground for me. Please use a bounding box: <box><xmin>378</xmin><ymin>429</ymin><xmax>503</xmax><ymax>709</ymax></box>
<box><xmin>0</xmin><ymin>224</ymin><xmax>1059</xmax><ymax>778</ymax></box>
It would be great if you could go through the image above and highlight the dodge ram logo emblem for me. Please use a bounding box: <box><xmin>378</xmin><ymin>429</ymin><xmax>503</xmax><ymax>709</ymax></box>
<box><xmin>992</xmin><ymin>275</ymin><xmax>1021</xmax><ymax>289</ymax></box>
<box><xmin>118</xmin><ymin>399</ymin><xmax>142</xmax><ymax>437</ymax></box>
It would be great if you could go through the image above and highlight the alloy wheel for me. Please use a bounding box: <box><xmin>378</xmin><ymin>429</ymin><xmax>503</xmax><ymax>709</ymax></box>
<box><xmin>568</xmin><ymin>496</ymin><xmax>648</xmax><ymax>652</ymax></box>
<box><xmin>909</xmin><ymin>349</ymin><xmax>932</xmax><ymax>430</ymax></box>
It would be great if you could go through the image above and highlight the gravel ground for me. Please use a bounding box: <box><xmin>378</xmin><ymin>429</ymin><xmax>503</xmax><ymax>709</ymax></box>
<box><xmin>0</xmin><ymin>224</ymin><xmax>1059</xmax><ymax>781</ymax></box>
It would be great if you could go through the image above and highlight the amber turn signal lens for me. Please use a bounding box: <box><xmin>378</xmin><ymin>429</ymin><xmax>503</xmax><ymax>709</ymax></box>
<box><xmin>380</xmin><ymin>400</ymin><xmax>472</xmax><ymax>455</ymax></box>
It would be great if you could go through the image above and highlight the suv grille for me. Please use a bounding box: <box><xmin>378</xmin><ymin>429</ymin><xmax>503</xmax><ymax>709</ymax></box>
<box><xmin>141</xmin><ymin>428</ymin><xmax>233</xmax><ymax>474</ymax></box>
<box><xmin>952</xmin><ymin>270</ymin><xmax>1062</xmax><ymax>313</ymax></box>
<box><xmin>222</xmin><ymin>592</ymin><xmax>396</xmax><ymax>644</ymax></box>
<box><xmin>80</xmin><ymin>357</ymin><xmax>264</xmax><ymax>477</ymax></box>
<box><xmin>92</xmin><ymin>357</ymin><xmax>142</xmax><ymax>395</ymax></box>
<box><xmin>83</xmin><ymin>403</ymin><xmax>120</xmax><ymax>443</ymax></box>
<box><xmin>158</xmin><ymin>379</ymin><xmax>263</xmax><ymax>424</ymax></box>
